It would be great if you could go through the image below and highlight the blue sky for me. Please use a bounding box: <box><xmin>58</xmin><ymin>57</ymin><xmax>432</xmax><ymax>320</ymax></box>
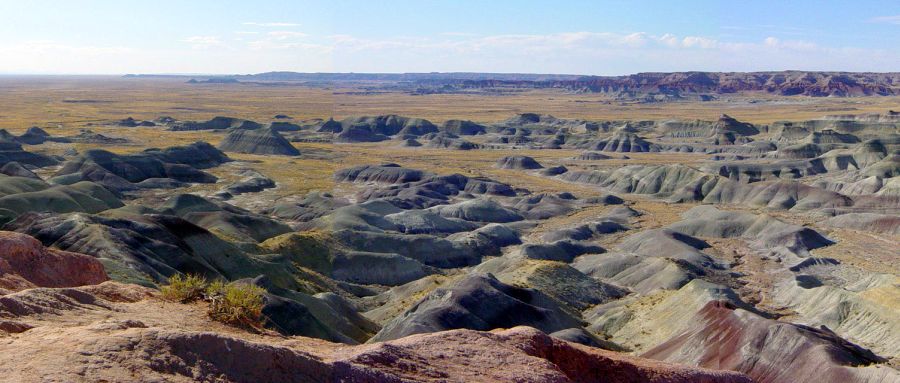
<box><xmin>0</xmin><ymin>0</ymin><xmax>897</xmax><ymax>74</ymax></box>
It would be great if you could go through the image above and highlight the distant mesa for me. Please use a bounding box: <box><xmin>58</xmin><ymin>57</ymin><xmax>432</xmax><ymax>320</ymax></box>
<box><xmin>712</xmin><ymin>114</ymin><xmax>759</xmax><ymax>136</ymax></box>
<box><xmin>116</xmin><ymin>117</ymin><xmax>156</xmax><ymax>127</ymax></box>
<box><xmin>155</xmin><ymin>116</ymin><xmax>177</xmax><ymax>124</ymax></box>
<box><xmin>0</xmin><ymin>127</ymin><xmax>70</xmax><ymax>146</ymax></box>
<box><xmin>576</xmin><ymin>152</ymin><xmax>612</xmax><ymax>161</ymax></box>
<box><xmin>217</xmin><ymin>169</ymin><xmax>276</xmax><ymax>200</ymax></box>
<box><xmin>496</xmin><ymin>155</ymin><xmax>544</xmax><ymax>169</ymax></box>
<box><xmin>267</xmin><ymin>121</ymin><xmax>302</xmax><ymax>132</ymax></box>
<box><xmin>442</xmin><ymin>119</ymin><xmax>487</xmax><ymax>135</ymax></box>
<box><xmin>0</xmin><ymin>136</ymin><xmax>58</xmax><ymax>167</ymax></box>
<box><xmin>218</xmin><ymin>127</ymin><xmax>300</xmax><ymax>156</ymax></box>
<box><xmin>580</xmin><ymin>132</ymin><xmax>659</xmax><ymax>153</ymax></box>
<box><xmin>17</xmin><ymin>127</ymin><xmax>55</xmax><ymax>145</ymax></box>
<box><xmin>707</xmin><ymin>131</ymin><xmax>753</xmax><ymax>145</ymax></box>
<box><xmin>423</xmin><ymin>132</ymin><xmax>480</xmax><ymax>150</ymax></box>
<box><xmin>399</xmin><ymin>138</ymin><xmax>422</xmax><ymax>147</ymax></box>
<box><xmin>170</xmin><ymin>116</ymin><xmax>263</xmax><ymax>131</ymax></box>
<box><xmin>803</xmin><ymin>129</ymin><xmax>861</xmax><ymax>144</ymax></box>
<box><xmin>316</xmin><ymin>118</ymin><xmax>343</xmax><ymax>133</ymax></box>
<box><xmin>187</xmin><ymin>77</ymin><xmax>240</xmax><ymax>84</ymax></box>
<box><xmin>539</xmin><ymin>165</ymin><xmax>568</xmax><ymax>176</ymax></box>
<box><xmin>334</xmin><ymin>115</ymin><xmax>439</xmax><ymax>143</ymax></box>
<box><xmin>126</xmin><ymin>70</ymin><xmax>900</xmax><ymax>99</ymax></box>
<box><xmin>67</xmin><ymin>129</ymin><xmax>129</xmax><ymax>144</ymax></box>
<box><xmin>563</xmin><ymin>71</ymin><xmax>900</xmax><ymax>97</ymax></box>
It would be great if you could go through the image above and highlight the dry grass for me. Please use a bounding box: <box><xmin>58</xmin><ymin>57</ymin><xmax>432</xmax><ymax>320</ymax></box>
<box><xmin>22</xmin><ymin>123</ymin><xmax>718</xmax><ymax>211</ymax></box>
<box><xmin>160</xmin><ymin>274</ymin><xmax>266</xmax><ymax>330</ymax></box>
<box><xmin>810</xmin><ymin>229</ymin><xmax>900</xmax><ymax>275</ymax></box>
<box><xmin>206</xmin><ymin>281</ymin><xmax>266</xmax><ymax>330</ymax></box>
<box><xmin>2</xmin><ymin>77</ymin><xmax>899</xmax><ymax>133</ymax></box>
<box><xmin>4</xmin><ymin>76</ymin><xmax>895</xmax><ymax>203</ymax></box>
<box><xmin>160</xmin><ymin>274</ymin><xmax>208</xmax><ymax>303</ymax></box>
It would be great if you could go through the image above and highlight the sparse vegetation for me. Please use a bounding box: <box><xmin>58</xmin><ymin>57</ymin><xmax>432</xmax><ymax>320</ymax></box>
<box><xmin>206</xmin><ymin>283</ymin><xmax>266</xmax><ymax>330</ymax></box>
<box><xmin>160</xmin><ymin>273</ymin><xmax>208</xmax><ymax>303</ymax></box>
<box><xmin>162</xmin><ymin>275</ymin><xmax>266</xmax><ymax>330</ymax></box>
<box><xmin>204</xmin><ymin>280</ymin><xmax>226</xmax><ymax>297</ymax></box>
<box><xmin>261</xmin><ymin>231</ymin><xmax>335</xmax><ymax>273</ymax></box>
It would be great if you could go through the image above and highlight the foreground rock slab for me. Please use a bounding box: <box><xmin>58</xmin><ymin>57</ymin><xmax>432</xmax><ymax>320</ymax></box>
<box><xmin>0</xmin><ymin>322</ymin><xmax>751</xmax><ymax>383</ymax></box>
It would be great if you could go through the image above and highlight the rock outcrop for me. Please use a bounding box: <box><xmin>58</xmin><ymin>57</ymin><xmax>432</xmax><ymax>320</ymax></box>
<box><xmin>218</xmin><ymin>127</ymin><xmax>300</xmax><ymax>156</ymax></box>
<box><xmin>644</xmin><ymin>301</ymin><xmax>899</xmax><ymax>383</ymax></box>
<box><xmin>370</xmin><ymin>273</ymin><xmax>581</xmax><ymax>342</ymax></box>
<box><xmin>0</xmin><ymin>231</ymin><xmax>107</xmax><ymax>293</ymax></box>
<box><xmin>0</xmin><ymin>320</ymin><xmax>752</xmax><ymax>383</ymax></box>
<box><xmin>52</xmin><ymin>143</ymin><xmax>228</xmax><ymax>191</ymax></box>
<box><xmin>496</xmin><ymin>155</ymin><xmax>544</xmax><ymax>169</ymax></box>
<box><xmin>0</xmin><ymin>140</ymin><xmax>58</xmax><ymax>168</ymax></box>
<box><xmin>579</xmin><ymin>132</ymin><xmax>659</xmax><ymax>152</ymax></box>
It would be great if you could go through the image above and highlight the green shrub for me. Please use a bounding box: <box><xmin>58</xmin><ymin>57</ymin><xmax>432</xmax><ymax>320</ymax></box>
<box><xmin>160</xmin><ymin>274</ymin><xmax>208</xmax><ymax>303</ymax></box>
<box><xmin>161</xmin><ymin>275</ymin><xmax>267</xmax><ymax>331</ymax></box>
<box><xmin>207</xmin><ymin>283</ymin><xmax>266</xmax><ymax>329</ymax></box>
<box><xmin>205</xmin><ymin>280</ymin><xmax>226</xmax><ymax>297</ymax></box>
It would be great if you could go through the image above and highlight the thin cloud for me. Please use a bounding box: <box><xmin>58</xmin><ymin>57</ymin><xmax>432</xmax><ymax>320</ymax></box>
<box><xmin>763</xmin><ymin>37</ymin><xmax>818</xmax><ymax>51</ymax></box>
<box><xmin>244</xmin><ymin>29</ymin><xmax>313</xmax><ymax>49</ymax></box>
<box><xmin>681</xmin><ymin>36</ymin><xmax>718</xmax><ymax>49</ymax></box>
<box><xmin>268</xmin><ymin>31</ymin><xmax>309</xmax><ymax>39</ymax></box>
<box><xmin>321</xmin><ymin>32</ymin><xmax>896</xmax><ymax>74</ymax></box>
<box><xmin>181</xmin><ymin>36</ymin><xmax>224</xmax><ymax>49</ymax></box>
<box><xmin>242</xmin><ymin>22</ymin><xmax>300</xmax><ymax>27</ymax></box>
<box><xmin>330</xmin><ymin>32</ymin><xmax>725</xmax><ymax>52</ymax></box>
<box><xmin>3</xmin><ymin>30</ymin><xmax>896</xmax><ymax>74</ymax></box>
<box><xmin>182</xmin><ymin>36</ymin><xmax>221</xmax><ymax>44</ymax></box>
<box><xmin>441</xmin><ymin>32</ymin><xmax>478</xmax><ymax>37</ymax></box>
<box><xmin>868</xmin><ymin>15</ymin><xmax>900</xmax><ymax>25</ymax></box>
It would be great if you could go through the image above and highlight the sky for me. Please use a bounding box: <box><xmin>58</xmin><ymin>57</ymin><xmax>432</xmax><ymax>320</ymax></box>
<box><xmin>0</xmin><ymin>0</ymin><xmax>898</xmax><ymax>75</ymax></box>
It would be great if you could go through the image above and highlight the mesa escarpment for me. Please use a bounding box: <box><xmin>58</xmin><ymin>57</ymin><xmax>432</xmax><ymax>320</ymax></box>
<box><xmin>173</xmin><ymin>71</ymin><xmax>900</xmax><ymax>99</ymax></box>
<box><xmin>561</xmin><ymin>71</ymin><xmax>900</xmax><ymax>97</ymax></box>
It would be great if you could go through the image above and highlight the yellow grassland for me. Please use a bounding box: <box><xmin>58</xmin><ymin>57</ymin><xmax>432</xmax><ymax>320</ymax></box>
<box><xmin>2</xmin><ymin>77</ymin><xmax>899</xmax><ymax>129</ymax></box>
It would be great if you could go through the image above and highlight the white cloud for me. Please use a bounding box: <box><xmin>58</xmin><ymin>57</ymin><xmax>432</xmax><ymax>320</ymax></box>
<box><xmin>1</xmin><ymin>31</ymin><xmax>896</xmax><ymax>75</ymax></box>
<box><xmin>762</xmin><ymin>37</ymin><xmax>818</xmax><ymax>51</ymax></box>
<box><xmin>331</xmin><ymin>32</ymin><xmax>718</xmax><ymax>54</ymax></box>
<box><xmin>681</xmin><ymin>36</ymin><xmax>718</xmax><ymax>49</ymax></box>
<box><xmin>267</xmin><ymin>31</ymin><xmax>309</xmax><ymax>39</ymax></box>
<box><xmin>248</xmin><ymin>40</ymin><xmax>331</xmax><ymax>52</ymax></box>
<box><xmin>869</xmin><ymin>15</ymin><xmax>900</xmax><ymax>25</ymax></box>
<box><xmin>657</xmin><ymin>33</ymin><xmax>680</xmax><ymax>47</ymax></box>
<box><xmin>621</xmin><ymin>32</ymin><xmax>648</xmax><ymax>46</ymax></box>
<box><xmin>244</xmin><ymin>30</ymin><xmax>321</xmax><ymax>50</ymax></box>
<box><xmin>322</xmin><ymin>32</ymin><xmax>897</xmax><ymax>74</ymax></box>
<box><xmin>242</xmin><ymin>22</ymin><xmax>300</xmax><ymax>27</ymax></box>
